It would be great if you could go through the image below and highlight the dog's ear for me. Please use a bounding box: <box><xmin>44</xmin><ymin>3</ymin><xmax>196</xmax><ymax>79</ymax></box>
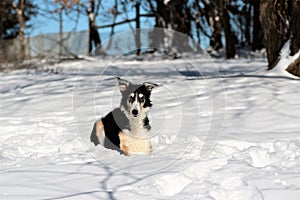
<box><xmin>143</xmin><ymin>82</ymin><xmax>158</xmax><ymax>92</ymax></box>
<box><xmin>117</xmin><ymin>77</ymin><xmax>130</xmax><ymax>92</ymax></box>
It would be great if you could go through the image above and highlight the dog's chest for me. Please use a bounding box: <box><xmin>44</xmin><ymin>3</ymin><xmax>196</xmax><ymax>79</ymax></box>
<box><xmin>120</xmin><ymin>126</ymin><xmax>151</xmax><ymax>155</ymax></box>
<box><xmin>120</xmin><ymin>117</ymin><xmax>152</xmax><ymax>155</ymax></box>
<box><xmin>124</xmin><ymin>120</ymin><xmax>149</xmax><ymax>137</ymax></box>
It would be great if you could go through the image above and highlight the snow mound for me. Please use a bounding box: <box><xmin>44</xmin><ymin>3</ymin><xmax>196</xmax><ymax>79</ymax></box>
<box><xmin>268</xmin><ymin>40</ymin><xmax>300</xmax><ymax>79</ymax></box>
<box><xmin>154</xmin><ymin>138</ymin><xmax>300</xmax><ymax>199</ymax></box>
<box><xmin>0</xmin><ymin>119</ymin><xmax>87</xmax><ymax>168</ymax></box>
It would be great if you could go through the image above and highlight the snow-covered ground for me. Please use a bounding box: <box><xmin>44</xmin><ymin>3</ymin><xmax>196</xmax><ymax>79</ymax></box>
<box><xmin>0</xmin><ymin>56</ymin><xmax>299</xmax><ymax>200</ymax></box>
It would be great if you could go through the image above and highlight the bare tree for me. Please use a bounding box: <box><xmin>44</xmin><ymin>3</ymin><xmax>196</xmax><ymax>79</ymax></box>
<box><xmin>50</xmin><ymin>0</ymin><xmax>67</xmax><ymax>56</ymax></box>
<box><xmin>222</xmin><ymin>1</ymin><xmax>236</xmax><ymax>58</ymax></box>
<box><xmin>146</xmin><ymin>0</ymin><xmax>193</xmax><ymax>53</ymax></box>
<box><xmin>77</xmin><ymin>0</ymin><xmax>103</xmax><ymax>54</ymax></box>
<box><xmin>11</xmin><ymin>0</ymin><xmax>26</xmax><ymax>61</ymax></box>
<box><xmin>0</xmin><ymin>2</ymin><xmax>3</xmax><ymax>40</ymax></box>
<box><xmin>290</xmin><ymin>0</ymin><xmax>300</xmax><ymax>55</ymax></box>
<box><xmin>105</xmin><ymin>0</ymin><xmax>121</xmax><ymax>50</ymax></box>
<box><xmin>252</xmin><ymin>0</ymin><xmax>263</xmax><ymax>51</ymax></box>
<box><xmin>35</xmin><ymin>0</ymin><xmax>80</xmax><ymax>58</ymax></box>
<box><xmin>260</xmin><ymin>0</ymin><xmax>300</xmax><ymax>76</ymax></box>
<box><xmin>260</xmin><ymin>0</ymin><xmax>289</xmax><ymax>69</ymax></box>
<box><xmin>199</xmin><ymin>0</ymin><xmax>223</xmax><ymax>52</ymax></box>
<box><xmin>54</xmin><ymin>0</ymin><xmax>103</xmax><ymax>54</ymax></box>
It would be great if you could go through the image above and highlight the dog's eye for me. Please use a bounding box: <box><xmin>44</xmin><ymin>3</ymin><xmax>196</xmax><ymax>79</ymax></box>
<box><xmin>129</xmin><ymin>96</ymin><xmax>134</xmax><ymax>103</ymax></box>
<box><xmin>138</xmin><ymin>96</ymin><xmax>145</xmax><ymax>103</ymax></box>
<box><xmin>129</xmin><ymin>93</ymin><xmax>135</xmax><ymax>103</ymax></box>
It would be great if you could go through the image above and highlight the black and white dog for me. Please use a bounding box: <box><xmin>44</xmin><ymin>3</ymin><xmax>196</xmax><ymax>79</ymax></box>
<box><xmin>90</xmin><ymin>77</ymin><xmax>157</xmax><ymax>156</ymax></box>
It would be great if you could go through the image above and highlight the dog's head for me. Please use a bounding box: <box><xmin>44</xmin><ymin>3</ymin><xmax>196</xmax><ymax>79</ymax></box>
<box><xmin>117</xmin><ymin>77</ymin><xmax>157</xmax><ymax>118</ymax></box>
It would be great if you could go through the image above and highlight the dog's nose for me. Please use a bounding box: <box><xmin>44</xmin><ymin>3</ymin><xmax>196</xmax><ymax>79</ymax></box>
<box><xmin>132</xmin><ymin>109</ymin><xmax>138</xmax><ymax>116</ymax></box>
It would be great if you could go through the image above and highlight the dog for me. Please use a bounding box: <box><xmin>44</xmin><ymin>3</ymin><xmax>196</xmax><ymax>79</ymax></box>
<box><xmin>90</xmin><ymin>77</ymin><xmax>157</xmax><ymax>156</ymax></box>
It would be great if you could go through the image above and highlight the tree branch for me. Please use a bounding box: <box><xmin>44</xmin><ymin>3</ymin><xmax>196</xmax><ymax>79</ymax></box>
<box><xmin>95</xmin><ymin>0</ymin><xmax>102</xmax><ymax>17</ymax></box>
<box><xmin>77</xmin><ymin>0</ymin><xmax>89</xmax><ymax>14</ymax></box>
<box><xmin>96</xmin><ymin>14</ymin><xmax>154</xmax><ymax>29</ymax></box>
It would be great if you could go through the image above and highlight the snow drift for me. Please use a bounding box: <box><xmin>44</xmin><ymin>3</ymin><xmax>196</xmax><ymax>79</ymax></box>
<box><xmin>0</xmin><ymin>57</ymin><xmax>299</xmax><ymax>199</ymax></box>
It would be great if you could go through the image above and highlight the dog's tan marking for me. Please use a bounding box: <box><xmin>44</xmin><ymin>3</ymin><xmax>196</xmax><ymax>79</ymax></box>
<box><xmin>119</xmin><ymin>132</ymin><xmax>152</xmax><ymax>156</ymax></box>
<box><xmin>119</xmin><ymin>132</ymin><xmax>130</xmax><ymax>156</ymax></box>
<box><xmin>95</xmin><ymin>120</ymin><xmax>105</xmax><ymax>144</ymax></box>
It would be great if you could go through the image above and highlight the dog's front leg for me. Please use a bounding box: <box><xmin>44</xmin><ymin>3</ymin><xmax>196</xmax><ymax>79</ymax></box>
<box><xmin>119</xmin><ymin>131</ymin><xmax>130</xmax><ymax>156</ymax></box>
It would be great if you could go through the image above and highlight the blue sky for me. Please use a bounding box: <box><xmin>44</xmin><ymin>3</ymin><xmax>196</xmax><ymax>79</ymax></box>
<box><xmin>29</xmin><ymin>0</ymin><xmax>209</xmax><ymax>48</ymax></box>
<box><xmin>30</xmin><ymin>0</ymin><xmax>154</xmax><ymax>37</ymax></box>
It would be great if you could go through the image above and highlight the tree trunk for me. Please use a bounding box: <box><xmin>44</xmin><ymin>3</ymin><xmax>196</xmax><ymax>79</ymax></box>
<box><xmin>148</xmin><ymin>0</ymin><xmax>192</xmax><ymax>53</ymax></box>
<box><xmin>287</xmin><ymin>56</ymin><xmax>300</xmax><ymax>76</ymax></box>
<box><xmin>195</xmin><ymin>18</ymin><xmax>201</xmax><ymax>49</ymax></box>
<box><xmin>260</xmin><ymin>0</ymin><xmax>289</xmax><ymax>69</ymax></box>
<box><xmin>170</xmin><ymin>0</ymin><xmax>192</xmax><ymax>52</ymax></box>
<box><xmin>154</xmin><ymin>0</ymin><xmax>169</xmax><ymax>28</ymax></box>
<box><xmin>59</xmin><ymin>7</ymin><xmax>63</xmax><ymax>57</ymax></box>
<box><xmin>11</xmin><ymin>0</ymin><xmax>26</xmax><ymax>61</ymax></box>
<box><xmin>135</xmin><ymin>2</ymin><xmax>141</xmax><ymax>56</ymax></box>
<box><xmin>0</xmin><ymin>2</ymin><xmax>3</xmax><ymax>39</ymax></box>
<box><xmin>290</xmin><ymin>0</ymin><xmax>300</xmax><ymax>56</ymax></box>
<box><xmin>17</xmin><ymin>0</ymin><xmax>26</xmax><ymax>61</ymax></box>
<box><xmin>252</xmin><ymin>0</ymin><xmax>264</xmax><ymax>51</ymax></box>
<box><xmin>89</xmin><ymin>22</ymin><xmax>101</xmax><ymax>54</ymax></box>
<box><xmin>88</xmin><ymin>0</ymin><xmax>102</xmax><ymax>54</ymax></box>
<box><xmin>171</xmin><ymin>0</ymin><xmax>191</xmax><ymax>36</ymax></box>
<box><xmin>287</xmin><ymin>0</ymin><xmax>300</xmax><ymax>76</ymax></box>
<box><xmin>222</xmin><ymin>6</ymin><xmax>236</xmax><ymax>59</ymax></box>
<box><xmin>244</xmin><ymin>0</ymin><xmax>251</xmax><ymax>46</ymax></box>
<box><xmin>260</xmin><ymin>0</ymin><xmax>300</xmax><ymax>76</ymax></box>
<box><xmin>210</xmin><ymin>12</ymin><xmax>223</xmax><ymax>51</ymax></box>
<box><xmin>201</xmin><ymin>0</ymin><xmax>223</xmax><ymax>51</ymax></box>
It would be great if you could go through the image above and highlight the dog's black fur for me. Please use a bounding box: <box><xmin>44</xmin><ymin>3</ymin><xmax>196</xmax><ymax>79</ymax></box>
<box><xmin>91</xmin><ymin>108</ymin><xmax>129</xmax><ymax>152</ymax></box>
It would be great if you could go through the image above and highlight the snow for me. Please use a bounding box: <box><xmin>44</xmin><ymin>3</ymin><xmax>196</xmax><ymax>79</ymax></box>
<box><xmin>269</xmin><ymin>39</ymin><xmax>300</xmax><ymax>79</ymax></box>
<box><xmin>0</xmin><ymin>56</ymin><xmax>299</xmax><ymax>199</ymax></box>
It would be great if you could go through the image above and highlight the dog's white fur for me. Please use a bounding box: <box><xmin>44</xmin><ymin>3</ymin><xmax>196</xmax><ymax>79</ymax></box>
<box><xmin>119</xmin><ymin>105</ymin><xmax>152</xmax><ymax>156</ymax></box>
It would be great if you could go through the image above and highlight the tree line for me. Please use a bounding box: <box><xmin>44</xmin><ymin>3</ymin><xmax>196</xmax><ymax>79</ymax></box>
<box><xmin>0</xmin><ymin>0</ymin><xmax>299</xmax><ymax>76</ymax></box>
